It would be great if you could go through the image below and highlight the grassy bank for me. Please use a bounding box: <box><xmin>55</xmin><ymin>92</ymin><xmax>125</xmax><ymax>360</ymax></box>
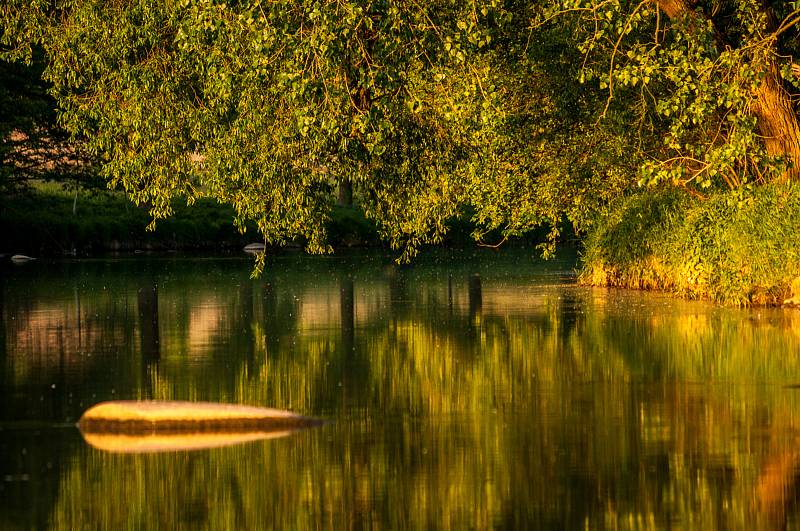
<box><xmin>580</xmin><ymin>183</ymin><xmax>800</xmax><ymax>306</ymax></box>
<box><xmin>1</xmin><ymin>183</ymin><xmax>560</xmax><ymax>258</ymax></box>
<box><xmin>1</xmin><ymin>183</ymin><xmax>249</xmax><ymax>255</ymax></box>
<box><xmin>0</xmin><ymin>183</ymin><xmax>380</xmax><ymax>256</ymax></box>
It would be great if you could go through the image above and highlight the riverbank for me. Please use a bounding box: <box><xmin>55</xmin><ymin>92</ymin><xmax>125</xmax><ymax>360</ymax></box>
<box><xmin>580</xmin><ymin>183</ymin><xmax>800</xmax><ymax>306</ymax></box>
<box><xmin>0</xmin><ymin>182</ymin><xmax>382</xmax><ymax>256</ymax></box>
<box><xmin>1</xmin><ymin>183</ymin><xmax>516</xmax><ymax>258</ymax></box>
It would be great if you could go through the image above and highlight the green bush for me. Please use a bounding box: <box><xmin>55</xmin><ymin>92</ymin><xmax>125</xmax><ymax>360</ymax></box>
<box><xmin>0</xmin><ymin>184</ymin><xmax>251</xmax><ymax>254</ymax></box>
<box><xmin>1</xmin><ymin>184</ymin><xmax>393</xmax><ymax>254</ymax></box>
<box><xmin>581</xmin><ymin>184</ymin><xmax>800</xmax><ymax>305</ymax></box>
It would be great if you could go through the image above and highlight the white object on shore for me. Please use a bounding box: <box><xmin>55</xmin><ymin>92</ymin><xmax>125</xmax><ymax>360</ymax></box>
<box><xmin>784</xmin><ymin>277</ymin><xmax>800</xmax><ymax>306</ymax></box>
<box><xmin>243</xmin><ymin>243</ymin><xmax>266</xmax><ymax>254</ymax></box>
<box><xmin>11</xmin><ymin>255</ymin><xmax>36</xmax><ymax>264</ymax></box>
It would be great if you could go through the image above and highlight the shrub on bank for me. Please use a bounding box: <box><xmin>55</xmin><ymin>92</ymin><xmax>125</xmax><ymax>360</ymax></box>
<box><xmin>580</xmin><ymin>184</ymin><xmax>800</xmax><ymax>305</ymax></box>
<box><xmin>1</xmin><ymin>185</ymin><xmax>253</xmax><ymax>254</ymax></box>
<box><xmin>0</xmin><ymin>184</ymin><xmax>391</xmax><ymax>255</ymax></box>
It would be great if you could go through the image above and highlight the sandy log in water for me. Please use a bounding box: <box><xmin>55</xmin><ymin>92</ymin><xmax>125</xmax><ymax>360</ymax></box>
<box><xmin>78</xmin><ymin>400</ymin><xmax>322</xmax><ymax>433</ymax></box>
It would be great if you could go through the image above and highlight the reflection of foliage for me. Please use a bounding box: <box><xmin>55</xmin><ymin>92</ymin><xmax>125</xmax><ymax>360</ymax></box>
<box><xmin>7</xmin><ymin>255</ymin><xmax>800</xmax><ymax>527</ymax></box>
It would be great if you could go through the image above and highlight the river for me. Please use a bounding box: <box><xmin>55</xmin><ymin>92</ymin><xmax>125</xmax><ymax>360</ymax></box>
<box><xmin>2</xmin><ymin>248</ymin><xmax>800</xmax><ymax>529</ymax></box>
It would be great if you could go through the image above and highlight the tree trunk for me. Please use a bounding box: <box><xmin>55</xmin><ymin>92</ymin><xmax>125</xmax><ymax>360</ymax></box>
<box><xmin>751</xmin><ymin>64</ymin><xmax>800</xmax><ymax>181</ymax></box>
<box><xmin>338</xmin><ymin>179</ymin><xmax>353</xmax><ymax>206</ymax></box>
<box><xmin>655</xmin><ymin>0</ymin><xmax>800</xmax><ymax>180</ymax></box>
<box><xmin>656</xmin><ymin>0</ymin><xmax>692</xmax><ymax>19</ymax></box>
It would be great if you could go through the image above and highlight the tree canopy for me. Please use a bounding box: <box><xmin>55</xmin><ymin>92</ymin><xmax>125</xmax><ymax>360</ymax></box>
<box><xmin>541</xmin><ymin>1</ymin><xmax>800</xmax><ymax>188</ymax></box>
<box><xmin>4</xmin><ymin>1</ymin><xmax>800</xmax><ymax>262</ymax></box>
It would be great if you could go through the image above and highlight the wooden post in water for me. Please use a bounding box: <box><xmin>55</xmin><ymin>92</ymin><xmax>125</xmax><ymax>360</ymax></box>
<box><xmin>137</xmin><ymin>284</ymin><xmax>160</xmax><ymax>364</ymax></box>
<box><xmin>340</xmin><ymin>275</ymin><xmax>355</xmax><ymax>355</ymax></box>
<box><xmin>468</xmin><ymin>274</ymin><xmax>482</xmax><ymax>322</ymax></box>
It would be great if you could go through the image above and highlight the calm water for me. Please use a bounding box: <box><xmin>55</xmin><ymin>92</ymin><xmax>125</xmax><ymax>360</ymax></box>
<box><xmin>3</xmin><ymin>249</ymin><xmax>800</xmax><ymax>529</ymax></box>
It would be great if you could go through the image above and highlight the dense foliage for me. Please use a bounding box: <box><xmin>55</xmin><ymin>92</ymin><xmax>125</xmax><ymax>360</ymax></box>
<box><xmin>4</xmin><ymin>1</ymin><xmax>800</xmax><ymax>294</ymax></box>
<box><xmin>541</xmin><ymin>0</ymin><xmax>800</xmax><ymax>188</ymax></box>
<box><xmin>581</xmin><ymin>183</ymin><xmax>800</xmax><ymax>305</ymax></box>
<box><xmin>2</xmin><ymin>1</ymin><xmax>500</xmax><ymax>261</ymax></box>
<box><xmin>0</xmin><ymin>0</ymin><xmax>634</xmax><ymax>261</ymax></box>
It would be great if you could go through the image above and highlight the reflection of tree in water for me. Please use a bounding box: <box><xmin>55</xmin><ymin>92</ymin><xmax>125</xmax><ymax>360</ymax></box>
<box><xmin>0</xmin><ymin>261</ymin><xmax>227</xmax><ymax>527</ymax></box>
<box><xmin>45</xmin><ymin>377</ymin><xmax>797</xmax><ymax>529</ymax></box>
<box><xmin>340</xmin><ymin>275</ymin><xmax>354</xmax><ymax>354</ymax></box>
<box><xmin>752</xmin><ymin>386</ymin><xmax>800</xmax><ymax>530</ymax></box>
<box><xmin>468</xmin><ymin>273</ymin><xmax>482</xmax><ymax>323</ymax></box>
<box><xmin>0</xmin><ymin>428</ymin><xmax>83</xmax><ymax>530</ymax></box>
<box><xmin>137</xmin><ymin>281</ymin><xmax>162</xmax><ymax>400</ymax></box>
<box><xmin>0</xmin><ymin>262</ymin><xmax>148</xmax><ymax>529</ymax></box>
<box><xmin>301</xmin><ymin>272</ymin><xmax>371</xmax><ymax>413</ymax></box>
<box><xmin>557</xmin><ymin>289</ymin><xmax>581</xmax><ymax>343</ymax></box>
<box><xmin>9</xmin><ymin>257</ymin><xmax>800</xmax><ymax>527</ymax></box>
<box><xmin>387</xmin><ymin>264</ymin><xmax>409</xmax><ymax>319</ymax></box>
<box><xmin>258</xmin><ymin>278</ymin><xmax>300</xmax><ymax>359</ymax></box>
<box><xmin>0</xmin><ymin>273</ymin><xmax>5</xmax><ymax>399</ymax></box>
<box><xmin>237</xmin><ymin>279</ymin><xmax>254</xmax><ymax>370</ymax></box>
<box><xmin>1</xmin><ymin>262</ymin><xmax>148</xmax><ymax>414</ymax></box>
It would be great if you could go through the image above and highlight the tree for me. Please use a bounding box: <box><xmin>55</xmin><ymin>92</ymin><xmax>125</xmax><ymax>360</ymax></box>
<box><xmin>539</xmin><ymin>0</ymin><xmax>800</xmax><ymax>190</ymax></box>
<box><xmin>463</xmin><ymin>1</ymin><xmax>636</xmax><ymax>255</ymax></box>
<box><xmin>0</xmin><ymin>4</ymin><xmax>95</xmax><ymax>196</ymax></box>
<box><xmin>15</xmin><ymin>1</ymin><xmax>777</xmax><ymax>261</ymax></box>
<box><xmin>2</xmin><ymin>0</ymin><xmax>515</xmax><ymax>263</ymax></box>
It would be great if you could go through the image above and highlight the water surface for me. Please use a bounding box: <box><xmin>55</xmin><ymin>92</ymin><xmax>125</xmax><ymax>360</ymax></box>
<box><xmin>3</xmin><ymin>249</ymin><xmax>800</xmax><ymax>529</ymax></box>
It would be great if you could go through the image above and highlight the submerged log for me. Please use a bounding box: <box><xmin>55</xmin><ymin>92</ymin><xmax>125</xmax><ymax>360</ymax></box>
<box><xmin>78</xmin><ymin>401</ymin><xmax>323</xmax><ymax>452</ymax></box>
<box><xmin>79</xmin><ymin>400</ymin><xmax>322</xmax><ymax>432</ymax></box>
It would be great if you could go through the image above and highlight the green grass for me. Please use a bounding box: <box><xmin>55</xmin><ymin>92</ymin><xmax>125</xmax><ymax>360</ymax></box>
<box><xmin>2</xmin><ymin>181</ymin><xmax>569</xmax><ymax>257</ymax></box>
<box><xmin>1</xmin><ymin>182</ymin><xmax>257</xmax><ymax>255</ymax></box>
<box><xmin>580</xmin><ymin>183</ymin><xmax>800</xmax><ymax>305</ymax></box>
<box><xmin>0</xmin><ymin>183</ymin><xmax>395</xmax><ymax>255</ymax></box>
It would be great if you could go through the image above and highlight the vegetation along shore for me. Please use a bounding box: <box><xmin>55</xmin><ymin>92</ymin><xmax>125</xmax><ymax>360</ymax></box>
<box><xmin>3</xmin><ymin>1</ymin><xmax>800</xmax><ymax>304</ymax></box>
